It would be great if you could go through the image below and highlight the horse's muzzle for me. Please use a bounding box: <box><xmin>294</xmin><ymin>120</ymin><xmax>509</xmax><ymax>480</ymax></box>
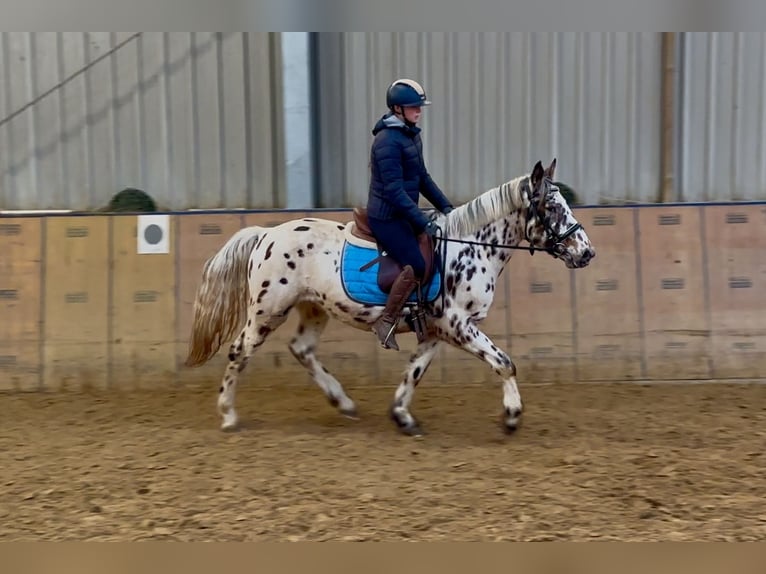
<box><xmin>576</xmin><ymin>247</ymin><xmax>596</xmax><ymax>268</ymax></box>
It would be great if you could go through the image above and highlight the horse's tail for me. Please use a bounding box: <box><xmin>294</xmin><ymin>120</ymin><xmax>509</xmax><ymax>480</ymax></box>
<box><xmin>185</xmin><ymin>226</ymin><xmax>263</xmax><ymax>367</ymax></box>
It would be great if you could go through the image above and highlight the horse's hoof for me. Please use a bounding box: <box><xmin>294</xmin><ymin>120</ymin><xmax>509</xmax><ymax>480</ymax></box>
<box><xmin>502</xmin><ymin>416</ymin><xmax>522</xmax><ymax>434</ymax></box>
<box><xmin>340</xmin><ymin>407</ymin><xmax>360</xmax><ymax>420</ymax></box>
<box><xmin>401</xmin><ymin>424</ymin><xmax>424</xmax><ymax>437</ymax></box>
<box><xmin>220</xmin><ymin>412</ymin><xmax>239</xmax><ymax>432</ymax></box>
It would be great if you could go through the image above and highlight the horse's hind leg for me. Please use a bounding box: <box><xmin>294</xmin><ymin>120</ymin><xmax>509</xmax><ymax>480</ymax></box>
<box><xmin>389</xmin><ymin>337</ymin><xmax>440</xmax><ymax>436</ymax></box>
<box><xmin>217</xmin><ymin>308</ymin><xmax>288</xmax><ymax>431</ymax></box>
<box><xmin>289</xmin><ymin>302</ymin><xmax>357</xmax><ymax>418</ymax></box>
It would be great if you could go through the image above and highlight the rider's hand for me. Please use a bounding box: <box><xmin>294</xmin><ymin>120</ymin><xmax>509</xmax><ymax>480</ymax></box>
<box><xmin>423</xmin><ymin>221</ymin><xmax>439</xmax><ymax>238</ymax></box>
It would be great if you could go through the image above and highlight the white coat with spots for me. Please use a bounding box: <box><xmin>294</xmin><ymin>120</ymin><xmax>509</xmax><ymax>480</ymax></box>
<box><xmin>185</xmin><ymin>159</ymin><xmax>595</xmax><ymax>436</ymax></box>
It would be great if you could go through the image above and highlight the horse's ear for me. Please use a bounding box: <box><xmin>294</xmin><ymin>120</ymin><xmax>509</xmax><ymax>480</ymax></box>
<box><xmin>531</xmin><ymin>160</ymin><xmax>544</xmax><ymax>189</ymax></box>
<box><xmin>544</xmin><ymin>158</ymin><xmax>557</xmax><ymax>179</ymax></box>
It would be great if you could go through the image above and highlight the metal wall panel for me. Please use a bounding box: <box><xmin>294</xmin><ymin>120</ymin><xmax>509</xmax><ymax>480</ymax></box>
<box><xmin>0</xmin><ymin>32</ymin><xmax>284</xmax><ymax>211</ymax></box>
<box><xmin>0</xmin><ymin>218</ymin><xmax>42</xmax><ymax>390</ymax></box>
<box><xmin>681</xmin><ymin>33</ymin><xmax>766</xmax><ymax>202</ymax></box>
<box><xmin>43</xmin><ymin>217</ymin><xmax>110</xmax><ymax>391</ymax></box>
<box><xmin>314</xmin><ymin>32</ymin><xmax>664</xmax><ymax>208</ymax></box>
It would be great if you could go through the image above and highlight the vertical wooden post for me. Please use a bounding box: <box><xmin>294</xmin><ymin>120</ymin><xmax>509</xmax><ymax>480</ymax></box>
<box><xmin>659</xmin><ymin>32</ymin><xmax>677</xmax><ymax>203</ymax></box>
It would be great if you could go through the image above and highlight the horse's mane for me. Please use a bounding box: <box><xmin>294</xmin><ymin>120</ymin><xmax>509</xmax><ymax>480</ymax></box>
<box><xmin>442</xmin><ymin>175</ymin><xmax>529</xmax><ymax>238</ymax></box>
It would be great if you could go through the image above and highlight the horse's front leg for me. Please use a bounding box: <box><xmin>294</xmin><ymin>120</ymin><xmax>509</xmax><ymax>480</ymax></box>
<box><xmin>390</xmin><ymin>337</ymin><xmax>441</xmax><ymax>436</ymax></box>
<box><xmin>443</xmin><ymin>321</ymin><xmax>523</xmax><ymax>433</ymax></box>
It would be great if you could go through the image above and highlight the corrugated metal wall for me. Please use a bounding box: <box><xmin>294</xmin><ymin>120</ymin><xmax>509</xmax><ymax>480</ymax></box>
<box><xmin>0</xmin><ymin>32</ymin><xmax>284</xmax><ymax>211</ymax></box>
<box><xmin>680</xmin><ymin>33</ymin><xmax>766</xmax><ymax>202</ymax></box>
<box><xmin>4</xmin><ymin>33</ymin><xmax>766</xmax><ymax>210</ymax></box>
<box><xmin>314</xmin><ymin>32</ymin><xmax>664</xmax><ymax>207</ymax></box>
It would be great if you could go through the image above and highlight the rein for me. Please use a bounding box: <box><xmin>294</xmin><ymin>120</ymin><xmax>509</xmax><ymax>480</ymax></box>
<box><xmin>430</xmin><ymin>218</ymin><xmax>582</xmax><ymax>256</ymax></box>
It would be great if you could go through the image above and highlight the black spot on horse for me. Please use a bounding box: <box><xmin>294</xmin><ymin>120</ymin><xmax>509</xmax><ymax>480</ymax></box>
<box><xmin>284</xmin><ymin>253</ymin><xmax>290</xmax><ymax>259</ymax></box>
<box><xmin>248</xmin><ymin>260</ymin><xmax>253</xmax><ymax>277</ymax></box>
<box><xmin>413</xmin><ymin>367</ymin><xmax>422</xmax><ymax>380</ymax></box>
<box><xmin>337</xmin><ymin>225</ymin><xmax>344</xmax><ymax>230</ymax></box>
<box><xmin>257</xmin><ymin>289</ymin><xmax>268</xmax><ymax>303</ymax></box>
<box><xmin>279</xmin><ymin>278</ymin><xmax>288</xmax><ymax>285</ymax></box>
<box><xmin>335</xmin><ymin>302</ymin><xmax>350</xmax><ymax>313</ymax></box>
<box><xmin>256</xmin><ymin>309</ymin><xmax>264</xmax><ymax>315</ymax></box>
<box><xmin>264</xmin><ymin>241</ymin><xmax>275</xmax><ymax>260</ymax></box>
<box><xmin>307</xmin><ymin>243</ymin><xmax>314</xmax><ymax>249</ymax></box>
<box><xmin>287</xmin><ymin>260</ymin><xmax>296</xmax><ymax>270</ymax></box>
<box><xmin>258</xmin><ymin>325</ymin><xmax>272</xmax><ymax>336</ymax></box>
<box><xmin>294</xmin><ymin>226</ymin><xmax>310</xmax><ymax>231</ymax></box>
<box><xmin>297</xmin><ymin>249</ymin><xmax>305</xmax><ymax>258</ymax></box>
<box><xmin>261</xmin><ymin>280</ymin><xmax>270</xmax><ymax>288</ymax></box>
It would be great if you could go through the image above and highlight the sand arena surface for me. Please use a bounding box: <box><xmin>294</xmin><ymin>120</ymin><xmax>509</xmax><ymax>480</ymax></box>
<box><xmin>1</xmin><ymin>380</ymin><xmax>765</xmax><ymax>541</ymax></box>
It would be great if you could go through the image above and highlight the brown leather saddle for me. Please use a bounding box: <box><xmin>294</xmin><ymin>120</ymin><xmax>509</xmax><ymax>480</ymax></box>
<box><xmin>350</xmin><ymin>207</ymin><xmax>437</xmax><ymax>294</ymax></box>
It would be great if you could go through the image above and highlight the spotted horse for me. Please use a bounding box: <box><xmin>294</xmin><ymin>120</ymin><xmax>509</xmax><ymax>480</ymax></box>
<box><xmin>185</xmin><ymin>159</ymin><xmax>596</xmax><ymax>436</ymax></box>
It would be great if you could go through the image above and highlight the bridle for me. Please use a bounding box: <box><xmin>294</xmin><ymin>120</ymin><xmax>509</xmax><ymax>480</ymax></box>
<box><xmin>432</xmin><ymin>178</ymin><xmax>583</xmax><ymax>257</ymax></box>
<box><xmin>524</xmin><ymin>181</ymin><xmax>583</xmax><ymax>257</ymax></box>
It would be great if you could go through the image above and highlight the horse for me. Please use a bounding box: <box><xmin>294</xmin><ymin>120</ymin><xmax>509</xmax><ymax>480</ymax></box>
<box><xmin>184</xmin><ymin>158</ymin><xmax>595</xmax><ymax>436</ymax></box>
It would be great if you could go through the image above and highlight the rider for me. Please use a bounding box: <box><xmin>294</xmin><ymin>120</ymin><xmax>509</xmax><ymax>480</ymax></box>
<box><xmin>366</xmin><ymin>78</ymin><xmax>455</xmax><ymax>351</ymax></box>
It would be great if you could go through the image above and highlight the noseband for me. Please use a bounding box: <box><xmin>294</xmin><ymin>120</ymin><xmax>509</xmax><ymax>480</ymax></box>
<box><xmin>525</xmin><ymin>185</ymin><xmax>582</xmax><ymax>257</ymax></box>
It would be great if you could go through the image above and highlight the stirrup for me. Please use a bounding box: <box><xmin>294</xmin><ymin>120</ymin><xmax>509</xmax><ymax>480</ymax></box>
<box><xmin>407</xmin><ymin>282</ymin><xmax>429</xmax><ymax>343</ymax></box>
<box><xmin>411</xmin><ymin>307</ymin><xmax>428</xmax><ymax>343</ymax></box>
<box><xmin>381</xmin><ymin>321</ymin><xmax>398</xmax><ymax>348</ymax></box>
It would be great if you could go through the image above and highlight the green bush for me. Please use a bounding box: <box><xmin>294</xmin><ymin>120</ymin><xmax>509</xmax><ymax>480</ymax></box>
<box><xmin>104</xmin><ymin>188</ymin><xmax>158</xmax><ymax>213</ymax></box>
<box><xmin>554</xmin><ymin>181</ymin><xmax>580</xmax><ymax>205</ymax></box>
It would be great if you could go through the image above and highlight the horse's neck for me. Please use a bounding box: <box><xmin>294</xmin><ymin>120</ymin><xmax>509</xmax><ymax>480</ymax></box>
<box><xmin>439</xmin><ymin>213</ymin><xmax>525</xmax><ymax>285</ymax></box>
<box><xmin>442</xmin><ymin>178</ymin><xmax>528</xmax><ymax>275</ymax></box>
<box><xmin>443</xmin><ymin>178</ymin><xmax>527</xmax><ymax>240</ymax></box>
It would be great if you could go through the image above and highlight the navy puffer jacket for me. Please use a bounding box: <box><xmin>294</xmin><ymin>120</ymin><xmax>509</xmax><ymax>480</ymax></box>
<box><xmin>366</xmin><ymin>113</ymin><xmax>453</xmax><ymax>233</ymax></box>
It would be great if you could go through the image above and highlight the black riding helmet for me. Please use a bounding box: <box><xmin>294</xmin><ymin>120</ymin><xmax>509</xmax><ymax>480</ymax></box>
<box><xmin>386</xmin><ymin>79</ymin><xmax>432</xmax><ymax>110</ymax></box>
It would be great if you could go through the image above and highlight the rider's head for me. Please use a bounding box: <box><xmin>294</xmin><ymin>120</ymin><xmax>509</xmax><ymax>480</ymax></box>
<box><xmin>386</xmin><ymin>78</ymin><xmax>430</xmax><ymax>126</ymax></box>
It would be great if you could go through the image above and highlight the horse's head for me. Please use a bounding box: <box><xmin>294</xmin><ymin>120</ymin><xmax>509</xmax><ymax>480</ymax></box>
<box><xmin>524</xmin><ymin>158</ymin><xmax>595</xmax><ymax>269</ymax></box>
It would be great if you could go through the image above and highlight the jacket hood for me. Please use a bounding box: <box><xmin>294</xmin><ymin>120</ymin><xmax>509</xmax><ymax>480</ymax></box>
<box><xmin>371</xmin><ymin>112</ymin><xmax>421</xmax><ymax>136</ymax></box>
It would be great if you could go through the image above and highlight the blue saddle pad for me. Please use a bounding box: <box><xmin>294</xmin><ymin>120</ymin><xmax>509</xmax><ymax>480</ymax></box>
<box><xmin>340</xmin><ymin>241</ymin><xmax>442</xmax><ymax>306</ymax></box>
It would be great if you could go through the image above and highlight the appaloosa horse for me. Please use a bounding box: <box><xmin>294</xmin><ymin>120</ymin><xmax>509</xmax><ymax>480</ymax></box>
<box><xmin>185</xmin><ymin>159</ymin><xmax>595</xmax><ymax>436</ymax></box>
